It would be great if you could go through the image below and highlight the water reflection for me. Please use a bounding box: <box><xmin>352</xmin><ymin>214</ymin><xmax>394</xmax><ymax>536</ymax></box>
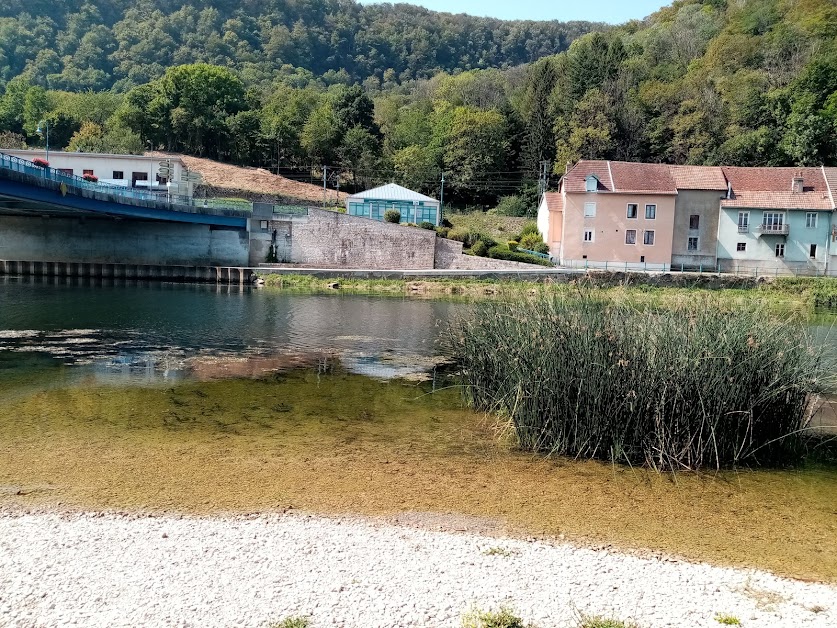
<box><xmin>0</xmin><ymin>277</ymin><xmax>462</xmax><ymax>386</ymax></box>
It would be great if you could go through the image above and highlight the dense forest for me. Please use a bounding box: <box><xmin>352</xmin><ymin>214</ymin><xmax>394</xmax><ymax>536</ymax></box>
<box><xmin>1</xmin><ymin>0</ymin><xmax>836</xmax><ymax>212</ymax></box>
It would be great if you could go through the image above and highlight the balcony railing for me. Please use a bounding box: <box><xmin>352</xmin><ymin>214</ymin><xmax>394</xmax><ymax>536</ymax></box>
<box><xmin>755</xmin><ymin>223</ymin><xmax>790</xmax><ymax>236</ymax></box>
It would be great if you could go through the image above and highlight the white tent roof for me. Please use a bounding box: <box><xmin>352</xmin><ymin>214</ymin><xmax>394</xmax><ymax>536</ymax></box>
<box><xmin>347</xmin><ymin>183</ymin><xmax>438</xmax><ymax>203</ymax></box>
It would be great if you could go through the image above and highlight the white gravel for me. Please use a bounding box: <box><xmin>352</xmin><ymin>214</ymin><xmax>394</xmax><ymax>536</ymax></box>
<box><xmin>0</xmin><ymin>510</ymin><xmax>834</xmax><ymax>628</ymax></box>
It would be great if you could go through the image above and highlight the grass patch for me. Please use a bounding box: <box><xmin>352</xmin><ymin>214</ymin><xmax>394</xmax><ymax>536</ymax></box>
<box><xmin>578</xmin><ymin>617</ymin><xmax>638</xmax><ymax>628</ymax></box>
<box><xmin>714</xmin><ymin>613</ymin><xmax>742</xmax><ymax>625</ymax></box>
<box><xmin>448</xmin><ymin>292</ymin><xmax>831</xmax><ymax>470</ymax></box>
<box><xmin>269</xmin><ymin>617</ymin><xmax>310</xmax><ymax>628</ymax></box>
<box><xmin>447</xmin><ymin>211</ymin><xmax>528</xmax><ymax>241</ymax></box>
<box><xmin>481</xmin><ymin>546</ymin><xmax>517</xmax><ymax>557</ymax></box>
<box><xmin>462</xmin><ymin>606</ymin><xmax>532</xmax><ymax>628</ymax></box>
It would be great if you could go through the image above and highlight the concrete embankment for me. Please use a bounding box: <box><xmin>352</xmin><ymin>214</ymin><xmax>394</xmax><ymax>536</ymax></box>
<box><xmin>0</xmin><ymin>260</ymin><xmax>253</xmax><ymax>284</ymax></box>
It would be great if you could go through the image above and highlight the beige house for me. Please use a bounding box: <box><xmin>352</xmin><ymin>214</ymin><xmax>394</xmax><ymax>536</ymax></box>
<box><xmin>540</xmin><ymin>160</ymin><xmax>679</xmax><ymax>270</ymax></box>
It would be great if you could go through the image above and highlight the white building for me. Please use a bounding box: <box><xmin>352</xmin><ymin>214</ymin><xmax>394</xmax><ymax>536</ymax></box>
<box><xmin>1</xmin><ymin>150</ymin><xmax>191</xmax><ymax>196</ymax></box>
<box><xmin>345</xmin><ymin>183</ymin><xmax>441</xmax><ymax>226</ymax></box>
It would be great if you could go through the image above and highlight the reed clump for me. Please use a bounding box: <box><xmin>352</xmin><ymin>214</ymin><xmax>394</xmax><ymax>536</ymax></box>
<box><xmin>447</xmin><ymin>293</ymin><xmax>829</xmax><ymax>470</ymax></box>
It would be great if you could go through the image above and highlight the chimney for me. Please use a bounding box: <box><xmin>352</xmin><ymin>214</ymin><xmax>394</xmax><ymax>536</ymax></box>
<box><xmin>792</xmin><ymin>172</ymin><xmax>804</xmax><ymax>194</ymax></box>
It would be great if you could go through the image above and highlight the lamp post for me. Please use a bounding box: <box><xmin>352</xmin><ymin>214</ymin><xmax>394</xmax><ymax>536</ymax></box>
<box><xmin>35</xmin><ymin>120</ymin><xmax>49</xmax><ymax>162</ymax></box>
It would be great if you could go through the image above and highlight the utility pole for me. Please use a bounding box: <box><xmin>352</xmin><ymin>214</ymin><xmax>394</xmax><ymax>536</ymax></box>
<box><xmin>322</xmin><ymin>165</ymin><xmax>329</xmax><ymax>208</ymax></box>
<box><xmin>538</xmin><ymin>160</ymin><xmax>550</xmax><ymax>204</ymax></box>
<box><xmin>440</xmin><ymin>171</ymin><xmax>445</xmax><ymax>224</ymax></box>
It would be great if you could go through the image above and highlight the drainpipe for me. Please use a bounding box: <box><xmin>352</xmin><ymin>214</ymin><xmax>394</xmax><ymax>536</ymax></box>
<box><xmin>827</xmin><ymin>211</ymin><xmax>835</xmax><ymax>276</ymax></box>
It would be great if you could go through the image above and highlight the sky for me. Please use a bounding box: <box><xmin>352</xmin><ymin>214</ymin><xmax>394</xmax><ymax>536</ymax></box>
<box><xmin>357</xmin><ymin>0</ymin><xmax>668</xmax><ymax>24</ymax></box>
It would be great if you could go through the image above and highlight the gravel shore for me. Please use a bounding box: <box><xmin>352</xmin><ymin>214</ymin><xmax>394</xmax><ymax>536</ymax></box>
<box><xmin>0</xmin><ymin>510</ymin><xmax>833</xmax><ymax>628</ymax></box>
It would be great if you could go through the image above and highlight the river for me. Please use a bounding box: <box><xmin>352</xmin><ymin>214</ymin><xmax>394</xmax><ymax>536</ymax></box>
<box><xmin>1</xmin><ymin>276</ymin><xmax>836</xmax><ymax>582</ymax></box>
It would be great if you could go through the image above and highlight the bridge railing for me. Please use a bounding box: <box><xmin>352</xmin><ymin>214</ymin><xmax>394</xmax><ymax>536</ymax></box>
<box><xmin>0</xmin><ymin>152</ymin><xmax>252</xmax><ymax>218</ymax></box>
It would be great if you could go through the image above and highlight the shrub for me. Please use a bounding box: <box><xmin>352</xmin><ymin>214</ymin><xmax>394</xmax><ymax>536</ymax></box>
<box><xmin>518</xmin><ymin>221</ymin><xmax>540</xmax><ymax>238</ymax></box>
<box><xmin>508</xmin><ymin>240</ymin><xmax>519</xmax><ymax>251</ymax></box>
<box><xmin>269</xmin><ymin>618</ymin><xmax>310</xmax><ymax>628</ymax></box>
<box><xmin>420</xmin><ymin>221</ymin><xmax>436</xmax><ymax>230</ymax></box>
<box><xmin>448</xmin><ymin>227</ymin><xmax>470</xmax><ymax>243</ymax></box>
<box><xmin>714</xmin><ymin>615</ymin><xmax>741</xmax><ymax>626</ymax></box>
<box><xmin>462</xmin><ymin>606</ymin><xmax>531</xmax><ymax>628</ymax></box>
<box><xmin>436</xmin><ymin>226</ymin><xmax>450</xmax><ymax>238</ymax></box>
<box><xmin>533</xmin><ymin>242</ymin><xmax>549</xmax><ymax>254</ymax></box>
<box><xmin>519</xmin><ymin>233</ymin><xmax>542</xmax><ymax>250</ymax></box>
<box><xmin>579</xmin><ymin>618</ymin><xmax>638</xmax><ymax>628</ymax></box>
<box><xmin>384</xmin><ymin>209</ymin><xmax>401</xmax><ymax>223</ymax></box>
<box><xmin>492</xmin><ymin>195</ymin><xmax>529</xmax><ymax>217</ymax></box>
<box><xmin>82</xmin><ymin>173</ymin><xmax>99</xmax><ymax>183</ymax></box>
<box><xmin>441</xmin><ymin>217</ymin><xmax>453</xmax><ymax>228</ymax></box>
<box><xmin>473</xmin><ymin>232</ymin><xmax>497</xmax><ymax>249</ymax></box>
<box><xmin>447</xmin><ymin>294</ymin><xmax>830</xmax><ymax>471</ymax></box>
<box><xmin>471</xmin><ymin>240</ymin><xmax>489</xmax><ymax>257</ymax></box>
<box><xmin>487</xmin><ymin>245</ymin><xmax>552</xmax><ymax>267</ymax></box>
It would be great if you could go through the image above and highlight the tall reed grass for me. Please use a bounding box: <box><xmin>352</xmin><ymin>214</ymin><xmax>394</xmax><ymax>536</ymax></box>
<box><xmin>446</xmin><ymin>293</ymin><xmax>830</xmax><ymax>470</ymax></box>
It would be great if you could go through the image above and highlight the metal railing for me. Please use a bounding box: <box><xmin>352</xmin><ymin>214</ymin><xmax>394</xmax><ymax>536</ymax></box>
<box><xmin>0</xmin><ymin>152</ymin><xmax>251</xmax><ymax>218</ymax></box>
<box><xmin>517</xmin><ymin>247</ymin><xmax>553</xmax><ymax>261</ymax></box>
<box><xmin>755</xmin><ymin>223</ymin><xmax>790</xmax><ymax>235</ymax></box>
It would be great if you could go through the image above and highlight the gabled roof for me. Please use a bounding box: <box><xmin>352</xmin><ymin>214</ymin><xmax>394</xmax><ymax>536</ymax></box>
<box><xmin>720</xmin><ymin>167</ymin><xmax>833</xmax><ymax>210</ymax></box>
<box><xmin>823</xmin><ymin>166</ymin><xmax>837</xmax><ymax>208</ymax></box>
<box><xmin>564</xmin><ymin>160</ymin><xmax>677</xmax><ymax>194</ymax></box>
<box><xmin>347</xmin><ymin>183</ymin><xmax>437</xmax><ymax>203</ymax></box>
<box><xmin>542</xmin><ymin>192</ymin><xmax>563</xmax><ymax>212</ymax></box>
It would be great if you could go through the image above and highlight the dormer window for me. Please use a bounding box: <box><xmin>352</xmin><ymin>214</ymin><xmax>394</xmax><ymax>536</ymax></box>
<box><xmin>792</xmin><ymin>174</ymin><xmax>804</xmax><ymax>194</ymax></box>
<box><xmin>585</xmin><ymin>174</ymin><xmax>599</xmax><ymax>193</ymax></box>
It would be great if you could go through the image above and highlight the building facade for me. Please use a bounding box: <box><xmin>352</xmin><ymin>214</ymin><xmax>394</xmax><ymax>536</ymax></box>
<box><xmin>345</xmin><ymin>183</ymin><xmax>441</xmax><ymax>226</ymax></box>
<box><xmin>1</xmin><ymin>150</ymin><xmax>187</xmax><ymax>195</ymax></box>
<box><xmin>539</xmin><ymin>160</ymin><xmax>837</xmax><ymax>274</ymax></box>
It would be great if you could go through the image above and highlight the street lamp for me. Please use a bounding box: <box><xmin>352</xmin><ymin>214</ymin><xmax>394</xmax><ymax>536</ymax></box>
<box><xmin>35</xmin><ymin>120</ymin><xmax>49</xmax><ymax>162</ymax></box>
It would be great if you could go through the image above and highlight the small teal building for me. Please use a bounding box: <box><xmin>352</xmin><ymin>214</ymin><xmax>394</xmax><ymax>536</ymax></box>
<box><xmin>345</xmin><ymin>183</ymin><xmax>441</xmax><ymax>226</ymax></box>
<box><xmin>716</xmin><ymin>167</ymin><xmax>836</xmax><ymax>274</ymax></box>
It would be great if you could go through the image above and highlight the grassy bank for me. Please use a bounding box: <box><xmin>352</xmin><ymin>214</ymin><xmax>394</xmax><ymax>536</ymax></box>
<box><xmin>447</xmin><ymin>293</ymin><xmax>831</xmax><ymax>470</ymax></box>
<box><xmin>258</xmin><ymin>272</ymin><xmax>837</xmax><ymax>310</ymax></box>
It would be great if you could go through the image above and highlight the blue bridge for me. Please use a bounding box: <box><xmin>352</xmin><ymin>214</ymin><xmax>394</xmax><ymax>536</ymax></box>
<box><xmin>0</xmin><ymin>152</ymin><xmax>250</xmax><ymax>228</ymax></box>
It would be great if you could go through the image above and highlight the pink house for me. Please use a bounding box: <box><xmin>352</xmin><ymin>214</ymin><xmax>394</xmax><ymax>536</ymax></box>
<box><xmin>539</xmin><ymin>161</ymin><xmax>678</xmax><ymax>269</ymax></box>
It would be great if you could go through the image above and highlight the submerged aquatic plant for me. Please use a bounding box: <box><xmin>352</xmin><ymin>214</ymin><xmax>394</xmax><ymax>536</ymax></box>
<box><xmin>446</xmin><ymin>292</ymin><xmax>831</xmax><ymax>471</ymax></box>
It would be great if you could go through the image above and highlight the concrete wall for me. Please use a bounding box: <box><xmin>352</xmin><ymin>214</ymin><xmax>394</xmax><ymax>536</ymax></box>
<box><xmin>0</xmin><ymin>215</ymin><xmax>249</xmax><ymax>266</ymax></box>
<box><xmin>273</xmin><ymin>208</ymin><xmax>438</xmax><ymax>269</ymax></box>
<box><xmin>717</xmin><ymin>207</ymin><xmax>832</xmax><ymax>274</ymax></box>
<box><xmin>671</xmin><ymin>189</ymin><xmax>723</xmax><ymax>267</ymax></box>
<box><xmin>561</xmin><ymin>192</ymin><xmax>676</xmax><ymax>266</ymax></box>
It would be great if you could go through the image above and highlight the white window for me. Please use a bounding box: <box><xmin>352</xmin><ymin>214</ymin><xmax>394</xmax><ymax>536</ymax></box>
<box><xmin>625</xmin><ymin>229</ymin><xmax>637</xmax><ymax>245</ymax></box>
<box><xmin>810</xmin><ymin>243</ymin><xmax>817</xmax><ymax>258</ymax></box>
<box><xmin>643</xmin><ymin>230</ymin><xmax>655</xmax><ymax>245</ymax></box>
<box><xmin>626</xmin><ymin>203</ymin><xmax>638</xmax><ymax>219</ymax></box>
<box><xmin>687</xmin><ymin>237</ymin><xmax>699</xmax><ymax>251</ymax></box>
<box><xmin>806</xmin><ymin>212</ymin><xmax>818</xmax><ymax>228</ymax></box>
<box><xmin>259</xmin><ymin>220</ymin><xmax>268</xmax><ymax>230</ymax></box>
<box><xmin>763</xmin><ymin>212</ymin><xmax>785</xmax><ymax>233</ymax></box>
<box><xmin>689</xmin><ymin>214</ymin><xmax>699</xmax><ymax>230</ymax></box>
<box><xmin>736</xmin><ymin>242</ymin><xmax>746</xmax><ymax>252</ymax></box>
<box><xmin>738</xmin><ymin>211</ymin><xmax>750</xmax><ymax>233</ymax></box>
<box><xmin>775</xmin><ymin>243</ymin><xmax>785</xmax><ymax>257</ymax></box>
<box><xmin>645</xmin><ymin>204</ymin><xmax>656</xmax><ymax>219</ymax></box>
<box><xmin>584</xmin><ymin>202</ymin><xmax>597</xmax><ymax>217</ymax></box>
<box><xmin>583</xmin><ymin>229</ymin><xmax>594</xmax><ymax>242</ymax></box>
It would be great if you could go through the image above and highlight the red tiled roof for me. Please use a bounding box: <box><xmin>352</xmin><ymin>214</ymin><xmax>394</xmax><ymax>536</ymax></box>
<box><xmin>543</xmin><ymin>192</ymin><xmax>563</xmax><ymax>212</ymax></box>
<box><xmin>563</xmin><ymin>160</ymin><xmax>614</xmax><ymax>193</ymax></box>
<box><xmin>720</xmin><ymin>192</ymin><xmax>833</xmax><ymax>210</ymax></box>
<box><xmin>721</xmin><ymin>166</ymin><xmax>832</xmax><ymax>210</ymax></box>
<box><xmin>823</xmin><ymin>167</ymin><xmax>837</xmax><ymax>208</ymax></box>
<box><xmin>669</xmin><ymin>165</ymin><xmax>727</xmax><ymax>190</ymax></box>
<box><xmin>609</xmin><ymin>161</ymin><xmax>676</xmax><ymax>193</ymax></box>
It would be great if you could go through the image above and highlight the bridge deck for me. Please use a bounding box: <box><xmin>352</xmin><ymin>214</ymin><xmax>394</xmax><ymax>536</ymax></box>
<box><xmin>0</xmin><ymin>152</ymin><xmax>250</xmax><ymax>228</ymax></box>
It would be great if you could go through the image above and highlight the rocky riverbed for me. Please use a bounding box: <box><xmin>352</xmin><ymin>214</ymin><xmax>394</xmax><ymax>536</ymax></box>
<box><xmin>0</xmin><ymin>509</ymin><xmax>833</xmax><ymax>627</ymax></box>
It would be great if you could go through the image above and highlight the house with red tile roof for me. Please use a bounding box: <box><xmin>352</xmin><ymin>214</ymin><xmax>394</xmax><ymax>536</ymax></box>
<box><xmin>716</xmin><ymin>167</ymin><xmax>836</xmax><ymax>274</ymax></box>
<box><xmin>538</xmin><ymin>160</ymin><xmax>837</xmax><ymax>274</ymax></box>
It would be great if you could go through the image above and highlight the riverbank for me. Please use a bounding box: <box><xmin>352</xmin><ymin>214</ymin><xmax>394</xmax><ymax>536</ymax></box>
<box><xmin>0</xmin><ymin>509</ymin><xmax>833</xmax><ymax>628</ymax></box>
<box><xmin>258</xmin><ymin>272</ymin><xmax>837</xmax><ymax>308</ymax></box>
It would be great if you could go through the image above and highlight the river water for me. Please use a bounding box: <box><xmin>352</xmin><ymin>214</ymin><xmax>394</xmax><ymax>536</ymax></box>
<box><xmin>1</xmin><ymin>277</ymin><xmax>836</xmax><ymax>581</ymax></box>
